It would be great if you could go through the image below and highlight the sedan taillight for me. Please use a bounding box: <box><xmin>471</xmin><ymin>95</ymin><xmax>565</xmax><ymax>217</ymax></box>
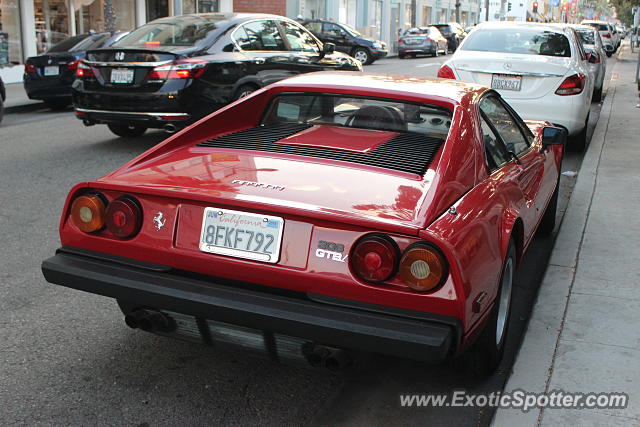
<box><xmin>25</xmin><ymin>62</ymin><xmax>37</xmax><ymax>74</ymax></box>
<box><xmin>555</xmin><ymin>73</ymin><xmax>586</xmax><ymax>96</ymax></box>
<box><xmin>350</xmin><ymin>235</ymin><xmax>399</xmax><ymax>282</ymax></box>
<box><xmin>76</xmin><ymin>61</ymin><xmax>94</xmax><ymax>78</ymax></box>
<box><xmin>148</xmin><ymin>58</ymin><xmax>208</xmax><ymax>80</ymax></box>
<box><xmin>437</xmin><ymin>64</ymin><xmax>456</xmax><ymax>79</ymax></box>
<box><xmin>67</xmin><ymin>60</ymin><xmax>79</xmax><ymax>70</ymax></box>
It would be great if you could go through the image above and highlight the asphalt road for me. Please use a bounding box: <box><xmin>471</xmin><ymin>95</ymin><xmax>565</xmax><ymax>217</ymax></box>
<box><xmin>0</xmin><ymin>56</ymin><xmax>604</xmax><ymax>425</ymax></box>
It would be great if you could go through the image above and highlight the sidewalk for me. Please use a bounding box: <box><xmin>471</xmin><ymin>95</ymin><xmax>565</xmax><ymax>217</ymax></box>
<box><xmin>493</xmin><ymin>45</ymin><xmax>640</xmax><ymax>425</ymax></box>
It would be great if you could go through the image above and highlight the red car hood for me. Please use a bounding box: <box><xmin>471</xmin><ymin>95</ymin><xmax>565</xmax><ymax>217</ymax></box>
<box><xmin>99</xmin><ymin>144</ymin><xmax>440</xmax><ymax>234</ymax></box>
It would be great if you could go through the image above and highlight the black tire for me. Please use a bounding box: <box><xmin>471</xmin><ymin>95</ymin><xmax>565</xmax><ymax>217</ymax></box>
<box><xmin>352</xmin><ymin>48</ymin><xmax>372</xmax><ymax>65</ymax></box>
<box><xmin>43</xmin><ymin>98</ymin><xmax>70</xmax><ymax>110</ymax></box>
<box><xmin>233</xmin><ymin>84</ymin><xmax>258</xmax><ymax>100</ymax></box>
<box><xmin>444</xmin><ymin>45</ymin><xmax>449</xmax><ymax>55</ymax></box>
<box><xmin>606</xmin><ymin>51</ymin><xmax>613</xmax><ymax>58</ymax></box>
<box><xmin>568</xmin><ymin>113</ymin><xmax>589</xmax><ymax>152</ymax></box>
<box><xmin>592</xmin><ymin>85</ymin><xmax>603</xmax><ymax>103</ymax></box>
<box><xmin>464</xmin><ymin>240</ymin><xmax>516</xmax><ymax>378</ymax></box>
<box><xmin>398</xmin><ymin>53</ymin><xmax>406</xmax><ymax>59</ymax></box>
<box><xmin>0</xmin><ymin>96</ymin><xmax>4</xmax><ymax>124</ymax></box>
<box><xmin>538</xmin><ymin>183</ymin><xmax>558</xmax><ymax>235</ymax></box>
<box><xmin>107</xmin><ymin>123</ymin><xmax>147</xmax><ymax>137</ymax></box>
<box><xmin>433</xmin><ymin>47</ymin><xmax>440</xmax><ymax>57</ymax></box>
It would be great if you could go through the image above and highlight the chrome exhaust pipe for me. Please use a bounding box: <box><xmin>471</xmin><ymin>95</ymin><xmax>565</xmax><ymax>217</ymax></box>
<box><xmin>163</xmin><ymin>124</ymin><xmax>178</xmax><ymax>134</ymax></box>
<box><xmin>324</xmin><ymin>349</ymin><xmax>351</xmax><ymax>372</ymax></box>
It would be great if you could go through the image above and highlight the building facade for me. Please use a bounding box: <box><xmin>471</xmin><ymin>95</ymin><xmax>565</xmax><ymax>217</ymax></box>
<box><xmin>1</xmin><ymin>0</ymin><xmax>476</xmax><ymax>83</ymax></box>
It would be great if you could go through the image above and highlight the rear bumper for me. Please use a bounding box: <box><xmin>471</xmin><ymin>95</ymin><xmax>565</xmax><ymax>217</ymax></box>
<box><xmin>42</xmin><ymin>247</ymin><xmax>459</xmax><ymax>362</ymax></box>
<box><xmin>399</xmin><ymin>45</ymin><xmax>435</xmax><ymax>54</ymax></box>
<box><xmin>24</xmin><ymin>81</ymin><xmax>73</xmax><ymax>100</ymax></box>
<box><xmin>75</xmin><ymin>108</ymin><xmax>192</xmax><ymax>128</ymax></box>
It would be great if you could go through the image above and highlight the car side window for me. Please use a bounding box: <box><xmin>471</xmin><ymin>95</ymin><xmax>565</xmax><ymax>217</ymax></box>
<box><xmin>304</xmin><ymin>22</ymin><xmax>322</xmax><ymax>34</ymax></box>
<box><xmin>235</xmin><ymin>20</ymin><xmax>285</xmax><ymax>51</ymax></box>
<box><xmin>322</xmin><ymin>23</ymin><xmax>344</xmax><ymax>37</ymax></box>
<box><xmin>480</xmin><ymin>96</ymin><xmax>531</xmax><ymax>155</ymax></box>
<box><xmin>280</xmin><ymin>21</ymin><xmax>320</xmax><ymax>52</ymax></box>
<box><xmin>481</xmin><ymin>116</ymin><xmax>511</xmax><ymax>170</ymax></box>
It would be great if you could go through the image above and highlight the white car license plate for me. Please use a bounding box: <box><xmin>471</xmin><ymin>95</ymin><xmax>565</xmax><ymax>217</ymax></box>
<box><xmin>199</xmin><ymin>208</ymin><xmax>284</xmax><ymax>263</ymax></box>
<box><xmin>491</xmin><ymin>74</ymin><xmax>522</xmax><ymax>91</ymax></box>
<box><xmin>110</xmin><ymin>68</ymin><xmax>134</xmax><ymax>84</ymax></box>
<box><xmin>44</xmin><ymin>66</ymin><xmax>59</xmax><ymax>76</ymax></box>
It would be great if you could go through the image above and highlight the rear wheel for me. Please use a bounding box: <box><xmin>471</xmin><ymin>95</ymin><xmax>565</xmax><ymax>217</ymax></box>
<box><xmin>43</xmin><ymin>98</ymin><xmax>70</xmax><ymax>110</ymax></box>
<box><xmin>606</xmin><ymin>50</ymin><xmax>613</xmax><ymax>57</ymax></box>
<box><xmin>568</xmin><ymin>113</ymin><xmax>589</xmax><ymax>152</ymax></box>
<box><xmin>233</xmin><ymin>84</ymin><xmax>258</xmax><ymax>100</ymax></box>
<box><xmin>107</xmin><ymin>123</ymin><xmax>147</xmax><ymax>138</ymax></box>
<box><xmin>398</xmin><ymin>53</ymin><xmax>407</xmax><ymax>59</ymax></box>
<box><xmin>592</xmin><ymin>85</ymin><xmax>603</xmax><ymax>103</ymax></box>
<box><xmin>0</xmin><ymin>95</ymin><xmax>4</xmax><ymax>124</ymax></box>
<box><xmin>538</xmin><ymin>183</ymin><xmax>558</xmax><ymax>235</ymax></box>
<box><xmin>464</xmin><ymin>240</ymin><xmax>516</xmax><ymax>377</ymax></box>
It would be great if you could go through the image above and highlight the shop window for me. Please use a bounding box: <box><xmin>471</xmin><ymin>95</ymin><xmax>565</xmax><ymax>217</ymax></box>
<box><xmin>0</xmin><ymin>0</ymin><xmax>23</xmax><ymax>65</ymax></box>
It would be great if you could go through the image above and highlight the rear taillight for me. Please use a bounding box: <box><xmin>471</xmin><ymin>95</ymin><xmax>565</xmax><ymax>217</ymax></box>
<box><xmin>70</xmin><ymin>194</ymin><xmax>106</xmax><ymax>233</ymax></box>
<box><xmin>105</xmin><ymin>197</ymin><xmax>142</xmax><ymax>239</ymax></box>
<box><xmin>437</xmin><ymin>64</ymin><xmax>456</xmax><ymax>79</ymax></box>
<box><xmin>603</xmin><ymin>33</ymin><xmax>611</xmax><ymax>38</ymax></box>
<box><xmin>399</xmin><ymin>243</ymin><xmax>448</xmax><ymax>292</ymax></box>
<box><xmin>76</xmin><ymin>61</ymin><xmax>94</xmax><ymax>78</ymax></box>
<box><xmin>67</xmin><ymin>60</ymin><xmax>79</xmax><ymax>70</ymax></box>
<box><xmin>555</xmin><ymin>73</ymin><xmax>585</xmax><ymax>96</ymax></box>
<box><xmin>350</xmin><ymin>235</ymin><xmax>399</xmax><ymax>282</ymax></box>
<box><xmin>398</xmin><ymin>39</ymin><xmax>404</xmax><ymax>44</ymax></box>
<box><xmin>25</xmin><ymin>63</ymin><xmax>36</xmax><ymax>74</ymax></box>
<box><xmin>148</xmin><ymin>58</ymin><xmax>208</xmax><ymax>80</ymax></box>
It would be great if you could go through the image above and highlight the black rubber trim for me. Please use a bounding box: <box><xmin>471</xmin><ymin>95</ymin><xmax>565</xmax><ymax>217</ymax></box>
<box><xmin>197</xmin><ymin>123</ymin><xmax>445</xmax><ymax>176</ymax></box>
<box><xmin>42</xmin><ymin>248</ymin><xmax>456</xmax><ymax>362</ymax></box>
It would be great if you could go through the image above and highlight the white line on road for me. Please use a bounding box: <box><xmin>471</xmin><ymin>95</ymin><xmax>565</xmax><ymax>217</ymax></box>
<box><xmin>415</xmin><ymin>63</ymin><xmax>442</xmax><ymax>68</ymax></box>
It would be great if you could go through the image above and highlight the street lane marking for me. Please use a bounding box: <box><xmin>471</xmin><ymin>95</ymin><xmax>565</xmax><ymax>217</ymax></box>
<box><xmin>415</xmin><ymin>63</ymin><xmax>442</xmax><ymax>68</ymax></box>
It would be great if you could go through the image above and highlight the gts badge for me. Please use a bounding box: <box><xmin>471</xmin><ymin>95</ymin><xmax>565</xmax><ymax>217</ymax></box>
<box><xmin>315</xmin><ymin>240</ymin><xmax>348</xmax><ymax>263</ymax></box>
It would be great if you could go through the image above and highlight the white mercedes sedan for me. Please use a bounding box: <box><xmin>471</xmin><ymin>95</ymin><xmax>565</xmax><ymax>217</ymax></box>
<box><xmin>438</xmin><ymin>22</ymin><xmax>594</xmax><ymax>150</ymax></box>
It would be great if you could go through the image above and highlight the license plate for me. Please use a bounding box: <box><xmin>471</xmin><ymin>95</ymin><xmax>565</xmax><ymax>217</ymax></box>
<box><xmin>491</xmin><ymin>74</ymin><xmax>522</xmax><ymax>91</ymax></box>
<box><xmin>110</xmin><ymin>68</ymin><xmax>134</xmax><ymax>84</ymax></box>
<box><xmin>199</xmin><ymin>208</ymin><xmax>284</xmax><ymax>263</ymax></box>
<box><xmin>44</xmin><ymin>66</ymin><xmax>59</xmax><ymax>76</ymax></box>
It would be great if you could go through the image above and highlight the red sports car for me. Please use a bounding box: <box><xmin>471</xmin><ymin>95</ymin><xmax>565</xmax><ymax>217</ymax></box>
<box><xmin>42</xmin><ymin>72</ymin><xmax>565</xmax><ymax>375</ymax></box>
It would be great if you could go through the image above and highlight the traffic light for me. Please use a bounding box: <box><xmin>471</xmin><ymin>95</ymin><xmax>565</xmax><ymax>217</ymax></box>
<box><xmin>533</xmin><ymin>1</ymin><xmax>538</xmax><ymax>13</ymax></box>
<box><xmin>508</xmin><ymin>2</ymin><xmax>512</xmax><ymax>11</ymax></box>
<box><xmin>562</xmin><ymin>4</ymin><xmax>568</xmax><ymax>11</ymax></box>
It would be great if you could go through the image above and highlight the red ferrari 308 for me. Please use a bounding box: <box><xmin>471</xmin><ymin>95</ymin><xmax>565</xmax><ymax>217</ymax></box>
<box><xmin>42</xmin><ymin>72</ymin><xmax>565</xmax><ymax>375</ymax></box>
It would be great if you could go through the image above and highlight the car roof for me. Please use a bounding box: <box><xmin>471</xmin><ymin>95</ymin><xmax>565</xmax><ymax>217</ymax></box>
<box><xmin>151</xmin><ymin>12</ymin><xmax>296</xmax><ymax>23</ymax></box>
<box><xmin>475</xmin><ymin>21</ymin><xmax>567</xmax><ymax>34</ymax></box>
<box><xmin>267</xmin><ymin>72</ymin><xmax>488</xmax><ymax>105</ymax></box>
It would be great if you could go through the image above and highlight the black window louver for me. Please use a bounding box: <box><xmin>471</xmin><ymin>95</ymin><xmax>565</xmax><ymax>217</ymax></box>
<box><xmin>197</xmin><ymin>123</ymin><xmax>445</xmax><ymax>176</ymax></box>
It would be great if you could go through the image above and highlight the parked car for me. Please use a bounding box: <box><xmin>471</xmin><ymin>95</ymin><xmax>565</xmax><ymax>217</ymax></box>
<box><xmin>24</xmin><ymin>32</ymin><xmax>127</xmax><ymax>110</ymax></box>
<box><xmin>74</xmin><ymin>13</ymin><xmax>362</xmax><ymax>138</ymax></box>
<box><xmin>398</xmin><ymin>26</ymin><xmax>449</xmax><ymax>58</ymax></box>
<box><xmin>432</xmin><ymin>23</ymin><xmax>466</xmax><ymax>52</ymax></box>
<box><xmin>581</xmin><ymin>20</ymin><xmax>616</xmax><ymax>56</ymax></box>
<box><xmin>569</xmin><ymin>24</ymin><xmax>606</xmax><ymax>102</ymax></box>
<box><xmin>301</xmin><ymin>19</ymin><xmax>388</xmax><ymax>65</ymax></box>
<box><xmin>42</xmin><ymin>71</ymin><xmax>565</xmax><ymax>376</ymax></box>
<box><xmin>0</xmin><ymin>75</ymin><xmax>5</xmax><ymax>123</ymax></box>
<box><xmin>439</xmin><ymin>22</ymin><xmax>594</xmax><ymax>151</ymax></box>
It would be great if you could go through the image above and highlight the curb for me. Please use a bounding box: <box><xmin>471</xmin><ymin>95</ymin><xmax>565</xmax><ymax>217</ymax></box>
<box><xmin>4</xmin><ymin>102</ymin><xmax>45</xmax><ymax>114</ymax></box>
<box><xmin>491</xmin><ymin>61</ymin><xmax>618</xmax><ymax>425</ymax></box>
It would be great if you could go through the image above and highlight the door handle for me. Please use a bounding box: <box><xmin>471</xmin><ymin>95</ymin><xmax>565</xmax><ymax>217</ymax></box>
<box><xmin>254</xmin><ymin>58</ymin><xmax>266</xmax><ymax>65</ymax></box>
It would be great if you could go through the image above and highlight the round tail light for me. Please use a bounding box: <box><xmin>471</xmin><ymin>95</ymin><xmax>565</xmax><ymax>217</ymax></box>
<box><xmin>350</xmin><ymin>235</ymin><xmax>399</xmax><ymax>282</ymax></box>
<box><xmin>70</xmin><ymin>194</ymin><xmax>106</xmax><ymax>233</ymax></box>
<box><xmin>105</xmin><ymin>197</ymin><xmax>142</xmax><ymax>239</ymax></box>
<box><xmin>399</xmin><ymin>244</ymin><xmax>448</xmax><ymax>292</ymax></box>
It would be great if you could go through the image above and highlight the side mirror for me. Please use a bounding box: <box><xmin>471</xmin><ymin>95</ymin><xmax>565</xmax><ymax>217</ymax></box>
<box><xmin>541</xmin><ymin>126</ymin><xmax>567</xmax><ymax>151</ymax></box>
<box><xmin>322</xmin><ymin>42</ymin><xmax>335</xmax><ymax>55</ymax></box>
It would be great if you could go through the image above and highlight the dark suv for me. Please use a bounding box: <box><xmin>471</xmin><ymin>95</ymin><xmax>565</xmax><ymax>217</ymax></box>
<box><xmin>432</xmin><ymin>23</ymin><xmax>466</xmax><ymax>52</ymax></box>
<box><xmin>73</xmin><ymin>13</ymin><xmax>362</xmax><ymax>137</ymax></box>
<box><xmin>302</xmin><ymin>19</ymin><xmax>388</xmax><ymax>65</ymax></box>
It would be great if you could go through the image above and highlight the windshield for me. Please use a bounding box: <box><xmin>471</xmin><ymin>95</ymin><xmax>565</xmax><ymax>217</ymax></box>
<box><xmin>113</xmin><ymin>15</ymin><xmax>224</xmax><ymax>47</ymax></box>
<box><xmin>342</xmin><ymin>23</ymin><xmax>363</xmax><ymax>37</ymax></box>
<box><xmin>462</xmin><ymin>28</ymin><xmax>571</xmax><ymax>57</ymax></box>
<box><xmin>263</xmin><ymin>94</ymin><xmax>452</xmax><ymax>138</ymax></box>
<box><xmin>576</xmin><ymin>29</ymin><xmax>595</xmax><ymax>45</ymax></box>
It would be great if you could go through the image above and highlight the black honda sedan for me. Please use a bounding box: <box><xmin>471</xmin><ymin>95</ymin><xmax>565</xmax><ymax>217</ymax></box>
<box><xmin>73</xmin><ymin>13</ymin><xmax>362</xmax><ymax>137</ymax></box>
<box><xmin>24</xmin><ymin>32</ymin><xmax>127</xmax><ymax>110</ymax></box>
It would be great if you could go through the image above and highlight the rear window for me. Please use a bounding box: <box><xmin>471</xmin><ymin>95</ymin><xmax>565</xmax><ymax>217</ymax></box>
<box><xmin>404</xmin><ymin>27</ymin><xmax>429</xmax><ymax>35</ymax></box>
<box><xmin>67</xmin><ymin>33</ymin><xmax>110</xmax><ymax>52</ymax></box>
<box><xmin>585</xmin><ymin>23</ymin><xmax>609</xmax><ymax>31</ymax></box>
<box><xmin>461</xmin><ymin>28</ymin><xmax>571</xmax><ymax>57</ymax></box>
<box><xmin>113</xmin><ymin>15</ymin><xmax>224</xmax><ymax>48</ymax></box>
<box><xmin>262</xmin><ymin>94</ymin><xmax>452</xmax><ymax>138</ymax></box>
<box><xmin>576</xmin><ymin>29</ymin><xmax>595</xmax><ymax>45</ymax></box>
<box><xmin>433</xmin><ymin>25</ymin><xmax>452</xmax><ymax>34</ymax></box>
<box><xmin>47</xmin><ymin>35</ymin><xmax>90</xmax><ymax>53</ymax></box>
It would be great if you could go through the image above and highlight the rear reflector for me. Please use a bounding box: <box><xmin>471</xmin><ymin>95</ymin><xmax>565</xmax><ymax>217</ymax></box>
<box><xmin>399</xmin><ymin>243</ymin><xmax>448</xmax><ymax>292</ymax></box>
<box><xmin>437</xmin><ymin>64</ymin><xmax>456</xmax><ymax>79</ymax></box>
<box><xmin>555</xmin><ymin>73</ymin><xmax>585</xmax><ymax>96</ymax></box>
<box><xmin>159</xmin><ymin>114</ymin><xmax>190</xmax><ymax>121</ymax></box>
<box><xmin>25</xmin><ymin>63</ymin><xmax>36</xmax><ymax>74</ymax></box>
<box><xmin>70</xmin><ymin>194</ymin><xmax>106</xmax><ymax>233</ymax></box>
